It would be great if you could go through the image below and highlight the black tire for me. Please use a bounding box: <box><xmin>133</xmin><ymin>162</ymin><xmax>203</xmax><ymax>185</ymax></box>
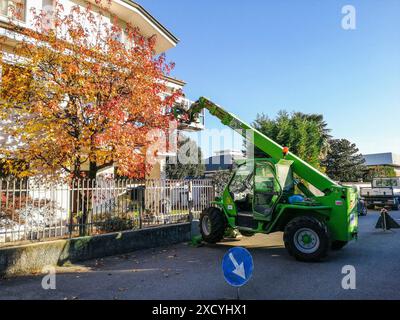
<box><xmin>199</xmin><ymin>207</ymin><xmax>227</xmax><ymax>243</ymax></box>
<box><xmin>240</xmin><ymin>230</ymin><xmax>255</xmax><ymax>237</ymax></box>
<box><xmin>331</xmin><ymin>240</ymin><xmax>348</xmax><ymax>251</ymax></box>
<box><xmin>283</xmin><ymin>216</ymin><xmax>330</xmax><ymax>262</ymax></box>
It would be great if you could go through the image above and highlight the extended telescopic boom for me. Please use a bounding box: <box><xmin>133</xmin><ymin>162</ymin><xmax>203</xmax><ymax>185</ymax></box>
<box><xmin>186</xmin><ymin>97</ymin><xmax>338</xmax><ymax>193</ymax></box>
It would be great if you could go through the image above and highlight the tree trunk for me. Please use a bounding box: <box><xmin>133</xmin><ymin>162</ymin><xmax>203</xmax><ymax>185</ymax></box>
<box><xmin>88</xmin><ymin>161</ymin><xmax>97</xmax><ymax>179</ymax></box>
<box><xmin>78</xmin><ymin>162</ymin><xmax>97</xmax><ymax>236</ymax></box>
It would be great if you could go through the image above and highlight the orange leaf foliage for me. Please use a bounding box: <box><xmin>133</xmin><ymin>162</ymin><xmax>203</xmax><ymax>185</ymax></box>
<box><xmin>0</xmin><ymin>0</ymin><xmax>181</xmax><ymax>180</ymax></box>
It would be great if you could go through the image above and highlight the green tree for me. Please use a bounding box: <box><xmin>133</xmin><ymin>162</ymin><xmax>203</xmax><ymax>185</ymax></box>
<box><xmin>166</xmin><ymin>135</ymin><xmax>205</xmax><ymax>179</ymax></box>
<box><xmin>293</xmin><ymin>112</ymin><xmax>332</xmax><ymax>159</ymax></box>
<box><xmin>321</xmin><ymin>139</ymin><xmax>366</xmax><ymax>182</ymax></box>
<box><xmin>363</xmin><ymin>166</ymin><xmax>396</xmax><ymax>182</ymax></box>
<box><xmin>247</xmin><ymin>111</ymin><xmax>331</xmax><ymax>168</ymax></box>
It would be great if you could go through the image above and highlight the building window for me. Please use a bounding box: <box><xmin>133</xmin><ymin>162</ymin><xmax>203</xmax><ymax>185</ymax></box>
<box><xmin>111</xmin><ymin>22</ymin><xmax>123</xmax><ymax>43</ymax></box>
<box><xmin>41</xmin><ymin>0</ymin><xmax>55</xmax><ymax>30</ymax></box>
<box><xmin>0</xmin><ymin>0</ymin><xmax>26</xmax><ymax>21</ymax></box>
<box><xmin>111</xmin><ymin>29</ymin><xmax>123</xmax><ymax>43</ymax></box>
<box><xmin>42</xmin><ymin>0</ymin><xmax>54</xmax><ymax>16</ymax></box>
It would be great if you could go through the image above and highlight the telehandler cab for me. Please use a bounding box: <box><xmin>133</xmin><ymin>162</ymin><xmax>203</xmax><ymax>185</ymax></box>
<box><xmin>175</xmin><ymin>97</ymin><xmax>359</xmax><ymax>262</ymax></box>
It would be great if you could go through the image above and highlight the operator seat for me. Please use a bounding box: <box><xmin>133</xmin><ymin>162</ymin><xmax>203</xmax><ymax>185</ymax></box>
<box><xmin>235</xmin><ymin>193</ymin><xmax>253</xmax><ymax>212</ymax></box>
<box><xmin>254</xmin><ymin>193</ymin><xmax>275</xmax><ymax>216</ymax></box>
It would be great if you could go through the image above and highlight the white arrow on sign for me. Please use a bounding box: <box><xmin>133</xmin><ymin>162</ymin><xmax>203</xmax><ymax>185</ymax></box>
<box><xmin>229</xmin><ymin>252</ymin><xmax>246</xmax><ymax>280</ymax></box>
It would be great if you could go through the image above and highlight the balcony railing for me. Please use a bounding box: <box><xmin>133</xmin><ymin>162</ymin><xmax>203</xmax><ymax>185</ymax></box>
<box><xmin>0</xmin><ymin>0</ymin><xmax>26</xmax><ymax>22</ymax></box>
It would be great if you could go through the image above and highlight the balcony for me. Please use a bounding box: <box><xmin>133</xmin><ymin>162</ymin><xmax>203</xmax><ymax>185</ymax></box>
<box><xmin>0</xmin><ymin>0</ymin><xmax>26</xmax><ymax>22</ymax></box>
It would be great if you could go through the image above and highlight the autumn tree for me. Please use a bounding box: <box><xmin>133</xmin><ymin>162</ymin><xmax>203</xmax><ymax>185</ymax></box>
<box><xmin>0</xmin><ymin>0</ymin><xmax>180</xmax><ymax>180</ymax></box>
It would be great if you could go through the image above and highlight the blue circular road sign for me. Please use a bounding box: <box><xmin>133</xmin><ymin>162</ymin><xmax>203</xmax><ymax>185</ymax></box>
<box><xmin>222</xmin><ymin>247</ymin><xmax>254</xmax><ymax>287</ymax></box>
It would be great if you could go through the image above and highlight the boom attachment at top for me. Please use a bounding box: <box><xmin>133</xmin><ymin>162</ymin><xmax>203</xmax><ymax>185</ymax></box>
<box><xmin>175</xmin><ymin>97</ymin><xmax>338</xmax><ymax>193</ymax></box>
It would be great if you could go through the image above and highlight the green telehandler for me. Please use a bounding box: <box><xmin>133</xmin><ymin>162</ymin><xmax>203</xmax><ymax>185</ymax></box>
<box><xmin>175</xmin><ymin>97</ymin><xmax>359</xmax><ymax>262</ymax></box>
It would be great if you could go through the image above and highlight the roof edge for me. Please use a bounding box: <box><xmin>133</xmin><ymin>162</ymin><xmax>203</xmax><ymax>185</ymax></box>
<box><xmin>363</xmin><ymin>152</ymin><xmax>397</xmax><ymax>156</ymax></box>
<box><xmin>122</xmin><ymin>0</ymin><xmax>179</xmax><ymax>45</ymax></box>
<box><xmin>163</xmin><ymin>75</ymin><xmax>186</xmax><ymax>86</ymax></box>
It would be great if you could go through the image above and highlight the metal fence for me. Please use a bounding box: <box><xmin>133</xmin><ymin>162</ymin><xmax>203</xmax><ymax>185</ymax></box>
<box><xmin>0</xmin><ymin>178</ymin><xmax>215</xmax><ymax>244</ymax></box>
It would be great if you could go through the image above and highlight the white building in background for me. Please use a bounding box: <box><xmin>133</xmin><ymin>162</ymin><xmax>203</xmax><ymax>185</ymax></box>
<box><xmin>204</xmin><ymin>149</ymin><xmax>245</xmax><ymax>178</ymax></box>
<box><xmin>0</xmin><ymin>0</ymin><xmax>204</xmax><ymax>179</ymax></box>
<box><xmin>363</xmin><ymin>152</ymin><xmax>400</xmax><ymax>177</ymax></box>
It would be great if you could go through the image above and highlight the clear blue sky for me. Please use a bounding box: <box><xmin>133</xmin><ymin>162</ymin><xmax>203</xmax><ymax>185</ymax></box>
<box><xmin>139</xmin><ymin>0</ymin><xmax>400</xmax><ymax>156</ymax></box>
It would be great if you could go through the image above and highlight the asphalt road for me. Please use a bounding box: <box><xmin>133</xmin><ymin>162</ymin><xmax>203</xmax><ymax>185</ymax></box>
<box><xmin>1</xmin><ymin>210</ymin><xmax>400</xmax><ymax>300</ymax></box>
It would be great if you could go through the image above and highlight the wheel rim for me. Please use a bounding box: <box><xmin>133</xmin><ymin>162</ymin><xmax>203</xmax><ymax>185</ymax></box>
<box><xmin>202</xmin><ymin>215</ymin><xmax>212</xmax><ymax>236</ymax></box>
<box><xmin>293</xmin><ymin>228</ymin><xmax>320</xmax><ymax>254</ymax></box>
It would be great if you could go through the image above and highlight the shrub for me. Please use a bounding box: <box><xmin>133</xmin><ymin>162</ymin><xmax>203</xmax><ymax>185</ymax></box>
<box><xmin>95</xmin><ymin>217</ymin><xmax>137</xmax><ymax>233</ymax></box>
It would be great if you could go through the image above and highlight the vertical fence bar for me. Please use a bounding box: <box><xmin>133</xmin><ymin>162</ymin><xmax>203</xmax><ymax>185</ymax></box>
<box><xmin>69</xmin><ymin>179</ymin><xmax>75</xmax><ymax>238</ymax></box>
<box><xmin>25</xmin><ymin>179</ymin><xmax>29</xmax><ymax>241</ymax></box>
<box><xmin>139</xmin><ymin>180</ymin><xmax>143</xmax><ymax>229</ymax></box>
<box><xmin>188</xmin><ymin>180</ymin><xmax>193</xmax><ymax>222</ymax></box>
<box><xmin>4</xmin><ymin>180</ymin><xmax>9</xmax><ymax>242</ymax></box>
<box><xmin>17</xmin><ymin>180</ymin><xmax>22</xmax><ymax>241</ymax></box>
<box><xmin>11</xmin><ymin>180</ymin><xmax>15</xmax><ymax>241</ymax></box>
<box><xmin>76</xmin><ymin>179</ymin><xmax>80</xmax><ymax>236</ymax></box>
<box><xmin>95</xmin><ymin>178</ymin><xmax>99</xmax><ymax>233</ymax></box>
<box><xmin>0</xmin><ymin>179</ymin><xmax>2</xmax><ymax>243</ymax></box>
<box><xmin>58</xmin><ymin>180</ymin><xmax>62</xmax><ymax>238</ymax></box>
<box><xmin>90</xmin><ymin>179</ymin><xmax>94</xmax><ymax>235</ymax></box>
<box><xmin>85</xmin><ymin>179</ymin><xmax>88</xmax><ymax>236</ymax></box>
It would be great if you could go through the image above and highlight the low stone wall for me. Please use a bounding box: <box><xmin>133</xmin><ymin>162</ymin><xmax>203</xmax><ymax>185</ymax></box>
<box><xmin>0</xmin><ymin>223</ymin><xmax>191</xmax><ymax>276</ymax></box>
